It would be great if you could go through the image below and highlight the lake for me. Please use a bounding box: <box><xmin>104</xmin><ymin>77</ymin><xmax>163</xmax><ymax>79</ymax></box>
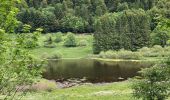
<box><xmin>43</xmin><ymin>59</ymin><xmax>153</xmax><ymax>83</ymax></box>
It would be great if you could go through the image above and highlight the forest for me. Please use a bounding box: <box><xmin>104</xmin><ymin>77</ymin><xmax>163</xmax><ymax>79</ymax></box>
<box><xmin>0</xmin><ymin>0</ymin><xmax>170</xmax><ymax>100</ymax></box>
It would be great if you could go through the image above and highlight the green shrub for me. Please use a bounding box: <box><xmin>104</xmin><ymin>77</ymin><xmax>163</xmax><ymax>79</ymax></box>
<box><xmin>25</xmin><ymin>38</ymin><xmax>37</xmax><ymax>48</ymax></box>
<box><xmin>99</xmin><ymin>51</ymin><xmax>117</xmax><ymax>59</ymax></box>
<box><xmin>138</xmin><ymin>47</ymin><xmax>151</xmax><ymax>57</ymax></box>
<box><xmin>55</xmin><ymin>32</ymin><xmax>63</xmax><ymax>43</ymax></box>
<box><xmin>167</xmin><ymin>40</ymin><xmax>170</xmax><ymax>46</ymax></box>
<box><xmin>132</xmin><ymin>58</ymin><xmax>170</xmax><ymax>100</ymax></box>
<box><xmin>44</xmin><ymin>36</ymin><xmax>56</xmax><ymax>48</ymax></box>
<box><xmin>78</xmin><ymin>39</ymin><xmax>88</xmax><ymax>47</ymax></box>
<box><xmin>41</xmin><ymin>52</ymin><xmax>62</xmax><ymax>59</ymax></box>
<box><xmin>99</xmin><ymin>50</ymin><xmax>142</xmax><ymax>60</ymax></box>
<box><xmin>22</xmin><ymin>24</ymin><xmax>31</xmax><ymax>33</ymax></box>
<box><xmin>64</xmin><ymin>32</ymin><xmax>77</xmax><ymax>47</ymax></box>
<box><xmin>138</xmin><ymin>46</ymin><xmax>165</xmax><ymax>57</ymax></box>
<box><xmin>48</xmin><ymin>52</ymin><xmax>62</xmax><ymax>59</ymax></box>
<box><xmin>149</xmin><ymin>45</ymin><xmax>164</xmax><ymax>57</ymax></box>
<box><xmin>117</xmin><ymin>49</ymin><xmax>142</xmax><ymax>60</ymax></box>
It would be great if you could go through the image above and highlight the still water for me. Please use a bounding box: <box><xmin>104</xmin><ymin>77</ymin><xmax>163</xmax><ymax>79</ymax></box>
<box><xmin>43</xmin><ymin>59</ymin><xmax>153</xmax><ymax>83</ymax></box>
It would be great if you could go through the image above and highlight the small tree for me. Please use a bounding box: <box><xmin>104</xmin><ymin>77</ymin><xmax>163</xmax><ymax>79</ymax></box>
<box><xmin>24</xmin><ymin>28</ymin><xmax>42</xmax><ymax>49</ymax></box>
<box><xmin>64</xmin><ymin>32</ymin><xmax>77</xmax><ymax>47</ymax></box>
<box><xmin>0</xmin><ymin>1</ymin><xmax>43</xmax><ymax>99</ymax></box>
<box><xmin>151</xmin><ymin>17</ymin><xmax>170</xmax><ymax>47</ymax></box>
<box><xmin>132</xmin><ymin>58</ymin><xmax>170</xmax><ymax>100</ymax></box>
<box><xmin>55</xmin><ymin>32</ymin><xmax>63</xmax><ymax>43</ymax></box>
<box><xmin>22</xmin><ymin>24</ymin><xmax>32</xmax><ymax>33</ymax></box>
<box><xmin>44</xmin><ymin>35</ymin><xmax>56</xmax><ymax>48</ymax></box>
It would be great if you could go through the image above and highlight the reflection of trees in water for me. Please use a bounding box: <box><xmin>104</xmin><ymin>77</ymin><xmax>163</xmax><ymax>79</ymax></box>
<box><xmin>43</xmin><ymin>59</ymin><xmax>153</xmax><ymax>83</ymax></box>
<box><xmin>92</xmin><ymin>60</ymin><xmax>121</xmax><ymax>82</ymax></box>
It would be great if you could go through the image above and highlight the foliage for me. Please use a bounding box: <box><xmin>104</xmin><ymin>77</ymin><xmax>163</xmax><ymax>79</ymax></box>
<box><xmin>132</xmin><ymin>58</ymin><xmax>170</xmax><ymax>100</ymax></box>
<box><xmin>99</xmin><ymin>46</ymin><xmax>170</xmax><ymax>60</ymax></box>
<box><xmin>0</xmin><ymin>1</ymin><xmax>43</xmax><ymax>99</ymax></box>
<box><xmin>64</xmin><ymin>32</ymin><xmax>77</xmax><ymax>47</ymax></box>
<box><xmin>47</xmin><ymin>52</ymin><xmax>62</xmax><ymax>59</ymax></box>
<box><xmin>60</xmin><ymin>14</ymin><xmax>88</xmax><ymax>33</ymax></box>
<box><xmin>151</xmin><ymin>17</ymin><xmax>170</xmax><ymax>47</ymax></box>
<box><xmin>93</xmin><ymin>9</ymin><xmax>151</xmax><ymax>53</ymax></box>
<box><xmin>15</xmin><ymin>0</ymin><xmax>170</xmax><ymax>34</ymax></box>
<box><xmin>99</xmin><ymin>50</ymin><xmax>142</xmax><ymax>60</ymax></box>
<box><xmin>0</xmin><ymin>30</ymin><xmax>43</xmax><ymax>99</ymax></box>
<box><xmin>99</xmin><ymin>51</ymin><xmax>117</xmax><ymax>59</ymax></box>
<box><xmin>55</xmin><ymin>32</ymin><xmax>63</xmax><ymax>43</ymax></box>
<box><xmin>23</xmin><ymin>28</ymin><xmax>42</xmax><ymax>49</ymax></box>
<box><xmin>0</xmin><ymin>0</ymin><xmax>20</xmax><ymax>33</ymax></box>
<box><xmin>78</xmin><ymin>40</ymin><xmax>88</xmax><ymax>47</ymax></box>
<box><xmin>22</xmin><ymin>24</ymin><xmax>32</xmax><ymax>33</ymax></box>
<box><xmin>44</xmin><ymin>36</ymin><xmax>56</xmax><ymax>48</ymax></box>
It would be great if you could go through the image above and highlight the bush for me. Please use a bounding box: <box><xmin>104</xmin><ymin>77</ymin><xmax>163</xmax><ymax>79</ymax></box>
<box><xmin>117</xmin><ymin>49</ymin><xmax>142</xmax><ymax>60</ymax></box>
<box><xmin>149</xmin><ymin>45</ymin><xmax>164</xmax><ymax>57</ymax></box>
<box><xmin>48</xmin><ymin>52</ymin><xmax>62</xmax><ymax>59</ymax></box>
<box><xmin>167</xmin><ymin>40</ymin><xmax>170</xmax><ymax>46</ymax></box>
<box><xmin>22</xmin><ymin>24</ymin><xmax>32</xmax><ymax>33</ymax></box>
<box><xmin>138</xmin><ymin>46</ymin><xmax>165</xmax><ymax>57</ymax></box>
<box><xmin>99</xmin><ymin>50</ymin><xmax>142</xmax><ymax>60</ymax></box>
<box><xmin>64</xmin><ymin>32</ymin><xmax>77</xmax><ymax>47</ymax></box>
<box><xmin>44</xmin><ymin>36</ymin><xmax>56</xmax><ymax>48</ymax></box>
<box><xmin>78</xmin><ymin>40</ymin><xmax>88</xmax><ymax>47</ymax></box>
<box><xmin>55</xmin><ymin>32</ymin><xmax>63</xmax><ymax>43</ymax></box>
<box><xmin>132</xmin><ymin>58</ymin><xmax>170</xmax><ymax>100</ymax></box>
<box><xmin>99</xmin><ymin>51</ymin><xmax>117</xmax><ymax>59</ymax></box>
<box><xmin>25</xmin><ymin>38</ymin><xmax>37</xmax><ymax>48</ymax></box>
<box><xmin>41</xmin><ymin>52</ymin><xmax>62</xmax><ymax>59</ymax></box>
<box><xmin>60</xmin><ymin>14</ymin><xmax>88</xmax><ymax>32</ymax></box>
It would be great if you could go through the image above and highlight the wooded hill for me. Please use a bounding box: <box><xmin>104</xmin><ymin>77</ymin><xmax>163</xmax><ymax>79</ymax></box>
<box><xmin>16</xmin><ymin>0</ymin><xmax>170</xmax><ymax>33</ymax></box>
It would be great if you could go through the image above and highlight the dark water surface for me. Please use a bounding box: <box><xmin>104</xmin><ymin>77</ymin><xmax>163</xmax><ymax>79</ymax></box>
<box><xmin>43</xmin><ymin>59</ymin><xmax>153</xmax><ymax>83</ymax></box>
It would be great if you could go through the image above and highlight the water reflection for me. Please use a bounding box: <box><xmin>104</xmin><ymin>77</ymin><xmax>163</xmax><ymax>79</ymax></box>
<box><xmin>43</xmin><ymin>59</ymin><xmax>153</xmax><ymax>83</ymax></box>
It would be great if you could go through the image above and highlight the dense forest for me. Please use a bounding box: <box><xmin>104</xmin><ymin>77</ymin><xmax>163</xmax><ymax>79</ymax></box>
<box><xmin>15</xmin><ymin>0</ymin><xmax>170</xmax><ymax>53</ymax></box>
<box><xmin>16</xmin><ymin>0</ymin><xmax>170</xmax><ymax>33</ymax></box>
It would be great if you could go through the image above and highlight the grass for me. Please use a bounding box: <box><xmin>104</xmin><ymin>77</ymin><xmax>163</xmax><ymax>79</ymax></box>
<box><xmin>31</xmin><ymin>33</ymin><xmax>93</xmax><ymax>59</ymax></box>
<box><xmin>22</xmin><ymin>81</ymin><xmax>134</xmax><ymax>100</ymax></box>
<box><xmin>29</xmin><ymin>33</ymin><xmax>170</xmax><ymax>61</ymax></box>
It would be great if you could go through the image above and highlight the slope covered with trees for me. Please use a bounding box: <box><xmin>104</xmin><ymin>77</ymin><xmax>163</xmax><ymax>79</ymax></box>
<box><xmin>16</xmin><ymin>0</ymin><xmax>169</xmax><ymax>32</ymax></box>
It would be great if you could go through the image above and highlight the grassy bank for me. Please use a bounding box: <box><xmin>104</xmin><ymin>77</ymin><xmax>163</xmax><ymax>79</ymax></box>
<box><xmin>23</xmin><ymin>81</ymin><xmax>133</xmax><ymax>100</ymax></box>
<box><xmin>31</xmin><ymin>34</ymin><xmax>93</xmax><ymax>59</ymax></box>
<box><xmin>31</xmin><ymin>33</ymin><xmax>170</xmax><ymax>61</ymax></box>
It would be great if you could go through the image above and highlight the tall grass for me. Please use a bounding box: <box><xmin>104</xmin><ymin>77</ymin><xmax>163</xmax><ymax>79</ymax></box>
<box><xmin>99</xmin><ymin>46</ymin><xmax>170</xmax><ymax>60</ymax></box>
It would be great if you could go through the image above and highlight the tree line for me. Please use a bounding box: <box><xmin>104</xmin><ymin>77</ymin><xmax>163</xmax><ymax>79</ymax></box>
<box><xmin>16</xmin><ymin>0</ymin><xmax>170</xmax><ymax>33</ymax></box>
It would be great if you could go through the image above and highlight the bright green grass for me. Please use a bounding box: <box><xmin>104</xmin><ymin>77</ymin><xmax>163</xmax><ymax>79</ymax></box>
<box><xmin>31</xmin><ymin>34</ymin><xmax>93</xmax><ymax>58</ymax></box>
<box><xmin>23</xmin><ymin>81</ymin><xmax>134</xmax><ymax>100</ymax></box>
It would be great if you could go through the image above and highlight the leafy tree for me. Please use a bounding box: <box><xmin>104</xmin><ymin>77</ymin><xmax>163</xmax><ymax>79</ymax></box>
<box><xmin>54</xmin><ymin>3</ymin><xmax>65</xmax><ymax>20</ymax></box>
<box><xmin>117</xmin><ymin>2</ymin><xmax>129</xmax><ymax>11</ymax></box>
<box><xmin>132</xmin><ymin>58</ymin><xmax>170</xmax><ymax>100</ymax></box>
<box><xmin>55</xmin><ymin>32</ymin><xmax>63</xmax><ymax>43</ymax></box>
<box><xmin>60</xmin><ymin>14</ymin><xmax>88</xmax><ymax>32</ymax></box>
<box><xmin>0</xmin><ymin>1</ymin><xmax>43</xmax><ymax>99</ymax></box>
<box><xmin>0</xmin><ymin>0</ymin><xmax>20</xmax><ymax>33</ymax></box>
<box><xmin>93</xmin><ymin>9</ymin><xmax>151</xmax><ymax>53</ymax></box>
<box><xmin>151</xmin><ymin>17</ymin><xmax>170</xmax><ymax>47</ymax></box>
<box><xmin>64</xmin><ymin>32</ymin><xmax>77</xmax><ymax>47</ymax></box>
<box><xmin>22</xmin><ymin>24</ymin><xmax>32</xmax><ymax>33</ymax></box>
